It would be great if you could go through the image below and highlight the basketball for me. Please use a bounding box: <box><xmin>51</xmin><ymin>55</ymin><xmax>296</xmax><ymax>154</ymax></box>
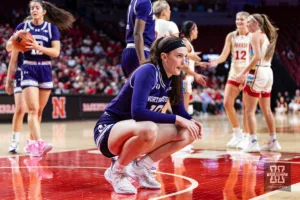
<box><xmin>11</xmin><ymin>30</ymin><xmax>34</xmax><ymax>52</ymax></box>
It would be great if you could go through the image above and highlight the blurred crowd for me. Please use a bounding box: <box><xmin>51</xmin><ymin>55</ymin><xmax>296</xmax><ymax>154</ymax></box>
<box><xmin>275</xmin><ymin>89</ymin><xmax>300</xmax><ymax>115</ymax></box>
<box><xmin>0</xmin><ymin>14</ymin><xmax>125</xmax><ymax>95</ymax></box>
<box><xmin>0</xmin><ymin>6</ymin><xmax>299</xmax><ymax>116</ymax></box>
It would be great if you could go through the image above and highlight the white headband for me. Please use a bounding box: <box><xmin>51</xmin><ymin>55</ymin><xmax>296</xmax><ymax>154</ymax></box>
<box><xmin>249</xmin><ymin>15</ymin><xmax>259</xmax><ymax>24</ymax></box>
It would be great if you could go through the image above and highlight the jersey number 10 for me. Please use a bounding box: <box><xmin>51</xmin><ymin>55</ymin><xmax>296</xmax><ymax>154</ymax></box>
<box><xmin>31</xmin><ymin>41</ymin><xmax>43</xmax><ymax>55</ymax></box>
<box><xmin>150</xmin><ymin>105</ymin><xmax>163</xmax><ymax>112</ymax></box>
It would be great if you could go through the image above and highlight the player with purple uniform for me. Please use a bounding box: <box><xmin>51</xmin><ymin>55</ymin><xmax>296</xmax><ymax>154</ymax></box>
<box><xmin>94</xmin><ymin>36</ymin><xmax>203</xmax><ymax>194</ymax></box>
<box><xmin>121</xmin><ymin>0</ymin><xmax>155</xmax><ymax>77</ymax></box>
<box><xmin>6</xmin><ymin>0</ymin><xmax>74</xmax><ymax>156</ymax></box>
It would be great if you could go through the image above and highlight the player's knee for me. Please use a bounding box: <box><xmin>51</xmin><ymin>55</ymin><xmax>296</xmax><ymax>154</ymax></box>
<box><xmin>246</xmin><ymin>108</ymin><xmax>254</xmax><ymax>117</ymax></box>
<box><xmin>179</xmin><ymin>129</ymin><xmax>196</xmax><ymax>144</ymax></box>
<box><xmin>27</xmin><ymin>106</ymin><xmax>39</xmax><ymax>115</ymax></box>
<box><xmin>15</xmin><ymin>105</ymin><xmax>26</xmax><ymax>116</ymax></box>
<box><xmin>224</xmin><ymin>98</ymin><xmax>233</xmax><ymax>109</ymax></box>
<box><xmin>139</xmin><ymin>122</ymin><xmax>158</xmax><ymax>143</ymax></box>
<box><xmin>264</xmin><ymin>108</ymin><xmax>273</xmax><ymax>116</ymax></box>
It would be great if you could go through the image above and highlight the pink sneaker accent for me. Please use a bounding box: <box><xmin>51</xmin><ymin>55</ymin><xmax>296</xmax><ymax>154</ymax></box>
<box><xmin>37</xmin><ymin>140</ymin><xmax>53</xmax><ymax>156</ymax></box>
<box><xmin>24</xmin><ymin>140</ymin><xmax>33</xmax><ymax>154</ymax></box>
<box><xmin>27</xmin><ymin>141</ymin><xmax>40</xmax><ymax>157</ymax></box>
<box><xmin>27</xmin><ymin>140</ymin><xmax>53</xmax><ymax>157</ymax></box>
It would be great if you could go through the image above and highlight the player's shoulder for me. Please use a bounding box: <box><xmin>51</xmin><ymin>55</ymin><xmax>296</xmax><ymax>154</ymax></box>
<box><xmin>137</xmin><ymin>63</ymin><xmax>157</xmax><ymax>74</ymax></box>
<box><xmin>130</xmin><ymin>63</ymin><xmax>158</xmax><ymax>86</ymax></box>
<box><xmin>15</xmin><ymin>22</ymin><xmax>26</xmax><ymax>30</ymax></box>
<box><xmin>228</xmin><ymin>31</ymin><xmax>236</xmax><ymax>38</ymax></box>
<box><xmin>169</xmin><ymin>21</ymin><xmax>178</xmax><ymax>27</ymax></box>
<box><xmin>136</xmin><ymin>0</ymin><xmax>151</xmax><ymax>6</ymax></box>
<box><xmin>48</xmin><ymin>22</ymin><xmax>58</xmax><ymax>29</ymax></box>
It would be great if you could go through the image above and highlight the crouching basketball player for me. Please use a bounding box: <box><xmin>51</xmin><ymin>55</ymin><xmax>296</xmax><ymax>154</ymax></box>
<box><xmin>94</xmin><ymin>36</ymin><xmax>203</xmax><ymax>194</ymax></box>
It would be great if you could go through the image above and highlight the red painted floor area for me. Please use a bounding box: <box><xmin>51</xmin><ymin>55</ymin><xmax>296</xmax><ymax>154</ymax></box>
<box><xmin>1</xmin><ymin>150</ymin><xmax>300</xmax><ymax>200</ymax></box>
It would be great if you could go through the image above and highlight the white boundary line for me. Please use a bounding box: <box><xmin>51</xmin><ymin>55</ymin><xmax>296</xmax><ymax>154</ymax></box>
<box><xmin>0</xmin><ymin>165</ymin><xmax>199</xmax><ymax>199</ymax></box>
<box><xmin>0</xmin><ymin>148</ymin><xmax>95</xmax><ymax>159</ymax></box>
<box><xmin>150</xmin><ymin>171</ymin><xmax>199</xmax><ymax>200</ymax></box>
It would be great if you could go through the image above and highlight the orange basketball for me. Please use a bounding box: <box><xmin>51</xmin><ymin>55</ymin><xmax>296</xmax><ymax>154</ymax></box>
<box><xmin>12</xmin><ymin>30</ymin><xmax>34</xmax><ymax>52</ymax></box>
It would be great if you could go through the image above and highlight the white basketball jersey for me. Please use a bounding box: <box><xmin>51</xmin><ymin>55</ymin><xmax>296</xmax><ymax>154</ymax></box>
<box><xmin>184</xmin><ymin>38</ymin><xmax>195</xmax><ymax>82</ymax></box>
<box><xmin>231</xmin><ymin>31</ymin><xmax>251</xmax><ymax>68</ymax></box>
<box><xmin>155</xmin><ymin>19</ymin><xmax>179</xmax><ymax>39</ymax></box>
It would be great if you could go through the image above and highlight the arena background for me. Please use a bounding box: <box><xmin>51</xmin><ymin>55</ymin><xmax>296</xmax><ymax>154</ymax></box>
<box><xmin>0</xmin><ymin>0</ymin><xmax>299</xmax><ymax>120</ymax></box>
<box><xmin>0</xmin><ymin>1</ymin><xmax>300</xmax><ymax>200</ymax></box>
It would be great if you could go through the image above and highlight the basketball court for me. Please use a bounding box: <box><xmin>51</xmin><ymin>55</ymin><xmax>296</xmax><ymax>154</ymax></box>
<box><xmin>0</xmin><ymin>114</ymin><xmax>299</xmax><ymax>200</ymax></box>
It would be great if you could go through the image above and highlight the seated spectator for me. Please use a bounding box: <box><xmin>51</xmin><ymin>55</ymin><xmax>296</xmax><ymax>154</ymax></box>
<box><xmin>214</xmin><ymin>89</ymin><xmax>224</xmax><ymax>114</ymax></box>
<box><xmin>289</xmin><ymin>89</ymin><xmax>300</xmax><ymax>114</ymax></box>
<box><xmin>200</xmin><ymin>88</ymin><xmax>215</xmax><ymax>114</ymax></box>
<box><xmin>192</xmin><ymin>88</ymin><xmax>202</xmax><ymax>116</ymax></box>
<box><xmin>275</xmin><ymin>96</ymin><xmax>288</xmax><ymax>114</ymax></box>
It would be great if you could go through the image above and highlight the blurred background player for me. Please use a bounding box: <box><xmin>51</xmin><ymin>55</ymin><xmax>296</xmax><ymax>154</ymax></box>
<box><xmin>180</xmin><ymin>21</ymin><xmax>208</xmax><ymax>114</ymax></box>
<box><xmin>7</xmin><ymin>0</ymin><xmax>74</xmax><ymax>156</ymax></box>
<box><xmin>121</xmin><ymin>0</ymin><xmax>155</xmax><ymax>78</ymax></box>
<box><xmin>154</xmin><ymin>1</ymin><xmax>207</xmax><ymax>116</ymax></box>
<box><xmin>153</xmin><ymin>0</ymin><xmax>179</xmax><ymax>38</ymax></box>
<box><xmin>209</xmin><ymin>12</ymin><xmax>251</xmax><ymax>150</ymax></box>
<box><xmin>5</xmin><ymin>16</ymin><xmax>32</xmax><ymax>154</ymax></box>
<box><xmin>236</xmin><ymin>14</ymin><xmax>281</xmax><ymax>152</ymax></box>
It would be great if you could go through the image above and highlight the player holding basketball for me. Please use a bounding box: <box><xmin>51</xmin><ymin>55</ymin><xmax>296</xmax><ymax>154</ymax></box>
<box><xmin>236</xmin><ymin>14</ymin><xmax>281</xmax><ymax>152</ymax></box>
<box><xmin>6</xmin><ymin>0</ymin><xmax>74</xmax><ymax>156</ymax></box>
<box><xmin>209</xmin><ymin>12</ymin><xmax>251</xmax><ymax>149</ymax></box>
<box><xmin>121</xmin><ymin>0</ymin><xmax>155</xmax><ymax>78</ymax></box>
<box><xmin>94</xmin><ymin>36</ymin><xmax>202</xmax><ymax>194</ymax></box>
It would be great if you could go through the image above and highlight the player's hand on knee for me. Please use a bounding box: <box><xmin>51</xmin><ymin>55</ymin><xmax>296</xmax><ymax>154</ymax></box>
<box><xmin>191</xmin><ymin>119</ymin><xmax>203</xmax><ymax>139</ymax></box>
<box><xmin>175</xmin><ymin>116</ymin><xmax>199</xmax><ymax>140</ymax></box>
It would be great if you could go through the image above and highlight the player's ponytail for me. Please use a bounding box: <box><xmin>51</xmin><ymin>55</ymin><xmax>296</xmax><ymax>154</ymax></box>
<box><xmin>251</xmin><ymin>14</ymin><xmax>278</xmax><ymax>61</ymax></box>
<box><xmin>261</xmin><ymin>14</ymin><xmax>278</xmax><ymax>61</ymax></box>
<box><xmin>29</xmin><ymin>0</ymin><xmax>75</xmax><ymax>31</ymax></box>
<box><xmin>180</xmin><ymin>21</ymin><xmax>196</xmax><ymax>41</ymax></box>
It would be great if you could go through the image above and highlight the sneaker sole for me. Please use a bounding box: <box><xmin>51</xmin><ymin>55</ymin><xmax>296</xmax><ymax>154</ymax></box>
<box><xmin>126</xmin><ymin>167</ymin><xmax>161</xmax><ymax>189</ymax></box>
<box><xmin>8</xmin><ymin>148</ymin><xmax>19</xmax><ymax>154</ymax></box>
<box><xmin>30</xmin><ymin>146</ymin><xmax>53</xmax><ymax>157</ymax></box>
<box><xmin>40</xmin><ymin>145</ymin><xmax>53</xmax><ymax>156</ymax></box>
<box><xmin>104</xmin><ymin>169</ymin><xmax>137</xmax><ymax>194</ymax></box>
<box><xmin>9</xmin><ymin>145</ymin><xmax>19</xmax><ymax>154</ymax></box>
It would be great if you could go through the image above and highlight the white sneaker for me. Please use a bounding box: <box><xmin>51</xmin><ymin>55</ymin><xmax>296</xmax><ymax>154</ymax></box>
<box><xmin>227</xmin><ymin>136</ymin><xmax>242</xmax><ymax>148</ymax></box>
<box><xmin>261</xmin><ymin>140</ymin><xmax>281</xmax><ymax>151</ymax></box>
<box><xmin>236</xmin><ymin>135</ymin><xmax>250</xmax><ymax>150</ymax></box>
<box><xmin>8</xmin><ymin>142</ymin><xmax>19</xmax><ymax>154</ymax></box>
<box><xmin>105</xmin><ymin>168</ymin><xmax>137</xmax><ymax>194</ymax></box>
<box><xmin>126</xmin><ymin>160</ymin><xmax>161</xmax><ymax>189</ymax></box>
<box><xmin>243</xmin><ymin>141</ymin><xmax>260</xmax><ymax>153</ymax></box>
